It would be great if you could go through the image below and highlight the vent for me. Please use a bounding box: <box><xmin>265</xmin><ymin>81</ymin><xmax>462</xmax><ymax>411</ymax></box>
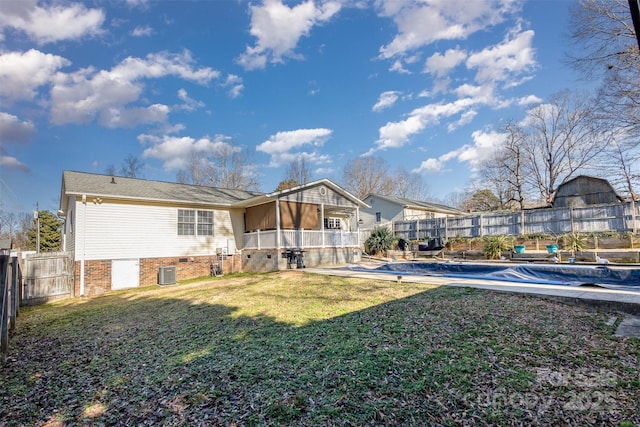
<box><xmin>158</xmin><ymin>266</ymin><xmax>176</xmax><ymax>285</ymax></box>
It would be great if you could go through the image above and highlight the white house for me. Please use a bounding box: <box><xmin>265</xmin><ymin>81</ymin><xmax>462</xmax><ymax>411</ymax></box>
<box><xmin>59</xmin><ymin>171</ymin><xmax>368</xmax><ymax>297</ymax></box>
<box><xmin>360</xmin><ymin>194</ymin><xmax>465</xmax><ymax>230</ymax></box>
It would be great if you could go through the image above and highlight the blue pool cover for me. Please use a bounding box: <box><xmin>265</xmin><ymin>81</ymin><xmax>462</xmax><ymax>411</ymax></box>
<box><xmin>368</xmin><ymin>262</ymin><xmax>640</xmax><ymax>289</ymax></box>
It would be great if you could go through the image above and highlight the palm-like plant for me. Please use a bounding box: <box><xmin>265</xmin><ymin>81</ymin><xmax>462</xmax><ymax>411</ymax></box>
<box><xmin>483</xmin><ymin>235</ymin><xmax>514</xmax><ymax>260</ymax></box>
<box><xmin>365</xmin><ymin>226</ymin><xmax>395</xmax><ymax>256</ymax></box>
<box><xmin>563</xmin><ymin>232</ymin><xmax>587</xmax><ymax>256</ymax></box>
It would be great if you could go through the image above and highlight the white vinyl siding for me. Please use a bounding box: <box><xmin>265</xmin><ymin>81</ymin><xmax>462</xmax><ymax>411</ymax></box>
<box><xmin>73</xmin><ymin>201</ymin><xmax>234</xmax><ymax>261</ymax></box>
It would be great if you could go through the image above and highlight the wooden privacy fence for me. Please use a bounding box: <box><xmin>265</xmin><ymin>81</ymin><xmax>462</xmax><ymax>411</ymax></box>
<box><xmin>394</xmin><ymin>201</ymin><xmax>640</xmax><ymax>241</ymax></box>
<box><xmin>23</xmin><ymin>251</ymin><xmax>74</xmax><ymax>304</ymax></box>
<box><xmin>1</xmin><ymin>255</ymin><xmax>21</xmax><ymax>358</ymax></box>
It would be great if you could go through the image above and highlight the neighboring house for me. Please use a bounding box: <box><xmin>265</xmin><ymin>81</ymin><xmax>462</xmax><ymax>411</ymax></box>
<box><xmin>0</xmin><ymin>238</ymin><xmax>11</xmax><ymax>255</ymax></box>
<box><xmin>59</xmin><ymin>171</ymin><xmax>368</xmax><ymax>296</ymax></box>
<box><xmin>359</xmin><ymin>194</ymin><xmax>465</xmax><ymax>230</ymax></box>
<box><xmin>553</xmin><ymin>175</ymin><xmax>623</xmax><ymax>208</ymax></box>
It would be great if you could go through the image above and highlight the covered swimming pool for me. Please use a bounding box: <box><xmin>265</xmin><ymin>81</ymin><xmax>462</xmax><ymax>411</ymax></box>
<box><xmin>363</xmin><ymin>262</ymin><xmax>640</xmax><ymax>290</ymax></box>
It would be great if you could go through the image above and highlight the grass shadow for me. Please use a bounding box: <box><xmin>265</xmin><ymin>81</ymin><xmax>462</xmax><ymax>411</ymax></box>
<box><xmin>1</xmin><ymin>272</ymin><xmax>639</xmax><ymax>426</ymax></box>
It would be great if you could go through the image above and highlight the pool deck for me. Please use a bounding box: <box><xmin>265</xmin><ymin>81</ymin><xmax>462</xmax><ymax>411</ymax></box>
<box><xmin>305</xmin><ymin>260</ymin><xmax>640</xmax><ymax>337</ymax></box>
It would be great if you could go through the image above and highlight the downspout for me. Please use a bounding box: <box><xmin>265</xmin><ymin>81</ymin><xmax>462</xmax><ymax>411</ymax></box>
<box><xmin>80</xmin><ymin>194</ymin><xmax>86</xmax><ymax>297</ymax></box>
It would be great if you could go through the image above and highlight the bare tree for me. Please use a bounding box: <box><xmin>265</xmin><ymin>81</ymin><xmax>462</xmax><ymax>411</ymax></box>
<box><xmin>392</xmin><ymin>167</ymin><xmax>432</xmax><ymax>201</ymax></box>
<box><xmin>479</xmin><ymin>121</ymin><xmax>527</xmax><ymax>210</ymax></box>
<box><xmin>568</xmin><ymin>0</ymin><xmax>640</xmax><ymax>197</ymax></box>
<box><xmin>177</xmin><ymin>144</ymin><xmax>260</xmax><ymax>191</ymax></box>
<box><xmin>120</xmin><ymin>154</ymin><xmax>145</xmax><ymax>178</ymax></box>
<box><xmin>520</xmin><ymin>91</ymin><xmax>603</xmax><ymax>203</ymax></box>
<box><xmin>341</xmin><ymin>156</ymin><xmax>394</xmax><ymax>199</ymax></box>
<box><xmin>105</xmin><ymin>154</ymin><xmax>145</xmax><ymax>178</ymax></box>
<box><xmin>0</xmin><ymin>210</ymin><xmax>32</xmax><ymax>249</ymax></box>
<box><xmin>596</xmin><ymin>129</ymin><xmax>640</xmax><ymax>199</ymax></box>
<box><xmin>285</xmin><ymin>157</ymin><xmax>312</xmax><ymax>186</ymax></box>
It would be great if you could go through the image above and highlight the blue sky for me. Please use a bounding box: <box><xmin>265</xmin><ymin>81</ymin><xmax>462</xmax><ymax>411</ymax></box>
<box><xmin>0</xmin><ymin>0</ymin><xmax>587</xmax><ymax>214</ymax></box>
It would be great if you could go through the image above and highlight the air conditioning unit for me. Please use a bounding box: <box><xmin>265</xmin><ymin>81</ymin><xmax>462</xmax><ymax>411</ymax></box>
<box><xmin>158</xmin><ymin>266</ymin><xmax>176</xmax><ymax>285</ymax></box>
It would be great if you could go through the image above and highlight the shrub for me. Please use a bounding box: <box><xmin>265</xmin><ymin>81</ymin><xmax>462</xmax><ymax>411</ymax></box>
<box><xmin>562</xmin><ymin>232</ymin><xmax>587</xmax><ymax>254</ymax></box>
<box><xmin>365</xmin><ymin>226</ymin><xmax>395</xmax><ymax>256</ymax></box>
<box><xmin>483</xmin><ymin>235</ymin><xmax>514</xmax><ymax>259</ymax></box>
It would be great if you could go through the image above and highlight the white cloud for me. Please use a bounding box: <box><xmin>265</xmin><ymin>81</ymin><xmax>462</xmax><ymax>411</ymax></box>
<box><xmin>0</xmin><ymin>49</ymin><xmax>70</xmax><ymax>102</ymax></box>
<box><xmin>176</xmin><ymin>89</ymin><xmax>205</xmax><ymax>112</ymax></box>
<box><xmin>0</xmin><ymin>112</ymin><xmax>35</xmax><ymax>144</ymax></box>
<box><xmin>131</xmin><ymin>26</ymin><xmax>153</xmax><ymax>37</ymax></box>
<box><xmin>372</xmin><ymin>91</ymin><xmax>401</xmax><ymax>112</ymax></box>
<box><xmin>222</xmin><ymin>74</ymin><xmax>244</xmax><ymax>98</ymax></box>
<box><xmin>389</xmin><ymin>59</ymin><xmax>411</xmax><ymax>74</ymax></box>
<box><xmin>140</xmin><ymin>134</ymin><xmax>238</xmax><ymax>170</ymax></box>
<box><xmin>447</xmin><ymin>109</ymin><xmax>477</xmax><ymax>132</ymax></box>
<box><xmin>424</xmin><ymin>48</ymin><xmax>467</xmax><ymax>77</ymax></box>
<box><xmin>413</xmin><ymin>157</ymin><xmax>444</xmax><ymax>174</ymax></box>
<box><xmin>49</xmin><ymin>51</ymin><xmax>219</xmax><ymax>126</ymax></box>
<box><xmin>370</xmin><ymin>98</ymin><xmax>476</xmax><ymax>153</ymax></box>
<box><xmin>377</xmin><ymin>0</ymin><xmax>519</xmax><ymax>59</ymax></box>
<box><xmin>98</xmin><ymin>104</ymin><xmax>169</xmax><ymax>128</ymax></box>
<box><xmin>236</xmin><ymin>0</ymin><xmax>341</xmax><ymax>70</ymax></box>
<box><xmin>466</xmin><ymin>27</ymin><xmax>536</xmax><ymax>85</ymax></box>
<box><xmin>413</xmin><ymin>129</ymin><xmax>506</xmax><ymax>174</ymax></box>
<box><xmin>0</xmin><ymin>155</ymin><xmax>29</xmax><ymax>172</ymax></box>
<box><xmin>456</xmin><ymin>129</ymin><xmax>506</xmax><ymax>168</ymax></box>
<box><xmin>0</xmin><ymin>0</ymin><xmax>105</xmax><ymax>44</ymax></box>
<box><xmin>517</xmin><ymin>94</ymin><xmax>542</xmax><ymax>105</ymax></box>
<box><xmin>256</xmin><ymin>128</ymin><xmax>332</xmax><ymax>167</ymax></box>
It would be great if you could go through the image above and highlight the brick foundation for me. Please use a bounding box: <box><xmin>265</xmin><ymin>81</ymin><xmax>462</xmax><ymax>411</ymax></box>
<box><xmin>74</xmin><ymin>255</ymin><xmax>242</xmax><ymax>297</ymax></box>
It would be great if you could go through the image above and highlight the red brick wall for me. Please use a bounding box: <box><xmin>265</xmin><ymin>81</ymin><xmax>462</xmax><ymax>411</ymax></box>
<box><xmin>74</xmin><ymin>255</ymin><xmax>242</xmax><ymax>297</ymax></box>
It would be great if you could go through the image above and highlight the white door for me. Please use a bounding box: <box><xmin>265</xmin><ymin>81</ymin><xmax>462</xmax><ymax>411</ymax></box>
<box><xmin>111</xmin><ymin>259</ymin><xmax>139</xmax><ymax>290</ymax></box>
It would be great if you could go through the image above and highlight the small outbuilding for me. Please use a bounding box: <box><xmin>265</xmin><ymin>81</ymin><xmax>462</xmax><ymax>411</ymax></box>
<box><xmin>552</xmin><ymin>175</ymin><xmax>623</xmax><ymax>208</ymax></box>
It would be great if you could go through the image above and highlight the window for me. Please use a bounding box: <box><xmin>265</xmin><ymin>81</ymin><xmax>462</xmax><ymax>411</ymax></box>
<box><xmin>178</xmin><ymin>210</ymin><xmax>195</xmax><ymax>235</ymax></box>
<box><xmin>178</xmin><ymin>209</ymin><xmax>214</xmax><ymax>236</ymax></box>
<box><xmin>324</xmin><ymin>217</ymin><xmax>341</xmax><ymax>229</ymax></box>
<box><xmin>375</xmin><ymin>212</ymin><xmax>381</xmax><ymax>222</ymax></box>
<box><xmin>197</xmin><ymin>211</ymin><xmax>214</xmax><ymax>236</ymax></box>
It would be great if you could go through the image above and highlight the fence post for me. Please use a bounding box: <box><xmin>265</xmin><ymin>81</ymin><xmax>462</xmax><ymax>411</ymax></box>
<box><xmin>9</xmin><ymin>257</ymin><xmax>18</xmax><ymax>331</ymax></box>
<box><xmin>1</xmin><ymin>255</ymin><xmax>9</xmax><ymax>356</ymax></box>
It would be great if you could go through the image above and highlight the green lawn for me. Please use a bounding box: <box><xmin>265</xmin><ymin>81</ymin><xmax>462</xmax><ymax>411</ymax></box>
<box><xmin>1</xmin><ymin>271</ymin><xmax>639</xmax><ymax>426</ymax></box>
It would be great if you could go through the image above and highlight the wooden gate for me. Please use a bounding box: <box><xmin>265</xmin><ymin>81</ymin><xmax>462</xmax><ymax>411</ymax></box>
<box><xmin>24</xmin><ymin>251</ymin><xmax>74</xmax><ymax>303</ymax></box>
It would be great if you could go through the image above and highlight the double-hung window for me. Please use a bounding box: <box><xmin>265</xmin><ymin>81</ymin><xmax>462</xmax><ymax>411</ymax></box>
<box><xmin>197</xmin><ymin>211</ymin><xmax>214</xmax><ymax>236</ymax></box>
<box><xmin>178</xmin><ymin>209</ymin><xmax>213</xmax><ymax>236</ymax></box>
<box><xmin>178</xmin><ymin>210</ymin><xmax>195</xmax><ymax>235</ymax></box>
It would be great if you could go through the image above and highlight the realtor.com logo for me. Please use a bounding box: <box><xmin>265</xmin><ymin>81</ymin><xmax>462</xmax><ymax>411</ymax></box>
<box><xmin>464</xmin><ymin>368</ymin><xmax>620</xmax><ymax>413</ymax></box>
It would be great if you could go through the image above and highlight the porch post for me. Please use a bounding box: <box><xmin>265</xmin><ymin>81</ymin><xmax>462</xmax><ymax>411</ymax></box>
<box><xmin>320</xmin><ymin>204</ymin><xmax>325</xmax><ymax>248</ymax></box>
<box><xmin>275</xmin><ymin>198</ymin><xmax>281</xmax><ymax>249</ymax></box>
<box><xmin>356</xmin><ymin>207</ymin><xmax>360</xmax><ymax>248</ymax></box>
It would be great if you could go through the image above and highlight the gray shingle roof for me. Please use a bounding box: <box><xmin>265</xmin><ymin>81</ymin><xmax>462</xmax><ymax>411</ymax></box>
<box><xmin>365</xmin><ymin>193</ymin><xmax>465</xmax><ymax>215</ymax></box>
<box><xmin>61</xmin><ymin>171</ymin><xmax>263</xmax><ymax>207</ymax></box>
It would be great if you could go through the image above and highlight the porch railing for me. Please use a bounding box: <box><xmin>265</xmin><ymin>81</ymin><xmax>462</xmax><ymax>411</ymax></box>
<box><xmin>243</xmin><ymin>229</ymin><xmax>359</xmax><ymax>249</ymax></box>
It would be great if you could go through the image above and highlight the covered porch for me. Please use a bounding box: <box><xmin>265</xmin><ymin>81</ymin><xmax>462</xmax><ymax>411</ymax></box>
<box><xmin>236</xmin><ymin>180</ymin><xmax>369</xmax><ymax>272</ymax></box>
